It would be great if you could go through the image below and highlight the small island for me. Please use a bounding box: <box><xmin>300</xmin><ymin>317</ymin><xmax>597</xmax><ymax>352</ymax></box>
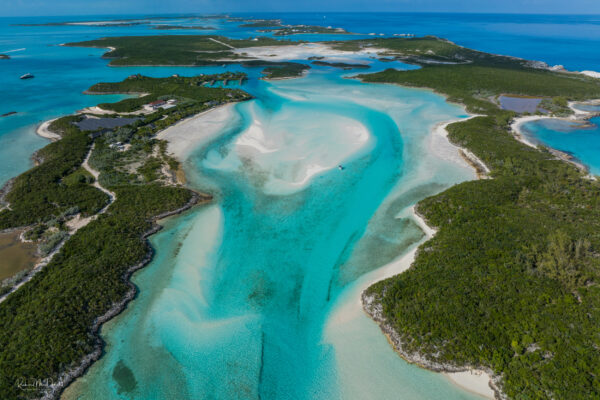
<box><xmin>311</xmin><ymin>60</ymin><xmax>370</xmax><ymax>69</ymax></box>
<box><xmin>239</xmin><ymin>18</ymin><xmax>352</xmax><ymax>35</ymax></box>
<box><xmin>65</xmin><ymin>35</ymin><xmax>311</xmax><ymax>79</ymax></box>
<box><xmin>151</xmin><ymin>25</ymin><xmax>214</xmax><ymax>30</ymax></box>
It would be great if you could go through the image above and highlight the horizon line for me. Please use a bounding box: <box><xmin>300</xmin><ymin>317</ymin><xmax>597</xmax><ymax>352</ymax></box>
<box><xmin>3</xmin><ymin>11</ymin><xmax>600</xmax><ymax>18</ymax></box>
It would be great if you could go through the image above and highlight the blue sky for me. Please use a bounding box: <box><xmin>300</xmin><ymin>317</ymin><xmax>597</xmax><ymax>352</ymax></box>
<box><xmin>3</xmin><ymin>0</ymin><xmax>600</xmax><ymax>17</ymax></box>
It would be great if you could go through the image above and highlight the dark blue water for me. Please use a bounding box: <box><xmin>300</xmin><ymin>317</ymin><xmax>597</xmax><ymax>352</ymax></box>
<box><xmin>244</xmin><ymin>12</ymin><xmax>600</xmax><ymax>72</ymax></box>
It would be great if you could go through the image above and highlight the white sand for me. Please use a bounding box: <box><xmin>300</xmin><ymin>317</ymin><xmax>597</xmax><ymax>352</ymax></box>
<box><xmin>510</xmin><ymin>106</ymin><xmax>599</xmax><ymax>179</ymax></box>
<box><xmin>444</xmin><ymin>370</ymin><xmax>495</xmax><ymax>399</ymax></box>
<box><xmin>65</xmin><ymin>214</ymin><xmax>94</xmax><ymax>233</ymax></box>
<box><xmin>229</xmin><ymin>109</ymin><xmax>371</xmax><ymax>195</ymax></box>
<box><xmin>510</xmin><ymin>98</ymin><xmax>600</xmax><ymax>149</ymax></box>
<box><xmin>347</xmin><ymin>116</ymin><xmax>495</xmax><ymax>398</ymax></box>
<box><xmin>157</xmin><ymin>104</ymin><xmax>236</xmax><ymax>160</ymax></box>
<box><xmin>383</xmin><ymin>208</ymin><xmax>494</xmax><ymax>400</ymax></box>
<box><xmin>78</xmin><ymin>105</ymin><xmax>151</xmax><ymax>116</ymax></box>
<box><xmin>510</xmin><ymin>115</ymin><xmax>553</xmax><ymax>148</ymax></box>
<box><xmin>231</xmin><ymin>42</ymin><xmax>386</xmax><ymax>62</ymax></box>
<box><xmin>36</xmin><ymin>118</ymin><xmax>61</xmax><ymax>141</ymax></box>
<box><xmin>429</xmin><ymin>116</ymin><xmax>490</xmax><ymax>176</ymax></box>
<box><xmin>581</xmin><ymin>70</ymin><xmax>600</xmax><ymax>79</ymax></box>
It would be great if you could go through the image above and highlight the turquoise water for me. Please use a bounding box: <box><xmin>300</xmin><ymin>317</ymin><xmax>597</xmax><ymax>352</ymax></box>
<box><xmin>1</xmin><ymin>12</ymin><xmax>599</xmax><ymax>400</ymax></box>
<box><xmin>64</xmin><ymin>68</ymin><xmax>479</xmax><ymax>399</ymax></box>
<box><xmin>2</xmin><ymin>13</ymin><xmax>600</xmax><ymax>186</ymax></box>
<box><xmin>521</xmin><ymin>116</ymin><xmax>600</xmax><ymax>176</ymax></box>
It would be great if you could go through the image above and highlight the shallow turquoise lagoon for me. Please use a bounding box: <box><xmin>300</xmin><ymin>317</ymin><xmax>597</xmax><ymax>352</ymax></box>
<box><xmin>0</xmin><ymin>12</ymin><xmax>599</xmax><ymax>400</ymax></box>
<box><xmin>521</xmin><ymin>116</ymin><xmax>600</xmax><ymax>176</ymax></box>
<box><xmin>64</xmin><ymin>68</ymin><xmax>482</xmax><ymax>399</ymax></box>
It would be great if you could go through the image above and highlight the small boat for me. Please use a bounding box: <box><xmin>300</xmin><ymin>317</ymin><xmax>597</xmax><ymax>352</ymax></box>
<box><xmin>338</xmin><ymin>165</ymin><xmax>344</xmax><ymax>171</ymax></box>
<box><xmin>20</xmin><ymin>73</ymin><xmax>34</xmax><ymax>80</ymax></box>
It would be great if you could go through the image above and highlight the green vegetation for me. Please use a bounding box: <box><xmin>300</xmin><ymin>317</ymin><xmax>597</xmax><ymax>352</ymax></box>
<box><xmin>359</xmin><ymin>65</ymin><xmax>600</xmax><ymax>116</ymax></box>
<box><xmin>312</xmin><ymin>60</ymin><xmax>370</xmax><ymax>70</ymax></box>
<box><xmin>0</xmin><ymin>118</ymin><xmax>108</xmax><ymax>229</ymax></box>
<box><xmin>238</xmin><ymin>18</ymin><xmax>350</xmax><ymax>35</ymax></box>
<box><xmin>260</xmin><ymin>25</ymin><xmax>350</xmax><ymax>36</ymax></box>
<box><xmin>0</xmin><ymin>75</ymin><xmax>248</xmax><ymax>399</ymax></box>
<box><xmin>88</xmin><ymin>73</ymin><xmax>250</xmax><ymax>112</ymax></box>
<box><xmin>260</xmin><ymin>62</ymin><xmax>310</xmax><ymax>79</ymax></box>
<box><xmin>62</xmin><ymin>167</ymin><xmax>94</xmax><ymax>186</ymax></box>
<box><xmin>361</xmin><ymin>37</ymin><xmax>600</xmax><ymax>399</ymax></box>
<box><xmin>331</xmin><ymin>36</ymin><xmax>492</xmax><ymax>64</ymax></box>
<box><xmin>0</xmin><ymin>184</ymin><xmax>193</xmax><ymax>399</ymax></box>
<box><xmin>239</xmin><ymin>19</ymin><xmax>283</xmax><ymax>28</ymax></box>
<box><xmin>68</xmin><ymin>36</ymin><xmax>310</xmax><ymax>80</ymax></box>
<box><xmin>66</xmin><ymin>35</ymin><xmax>297</xmax><ymax>66</ymax></box>
<box><xmin>539</xmin><ymin>96</ymin><xmax>571</xmax><ymax>116</ymax></box>
<box><xmin>152</xmin><ymin>25</ymin><xmax>213</xmax><ymax>30</ymax></box>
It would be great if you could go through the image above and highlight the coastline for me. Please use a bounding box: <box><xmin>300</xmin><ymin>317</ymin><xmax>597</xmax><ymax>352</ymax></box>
<box><xmin>360</xmin><ymin>92</ymin><xmax>600</xmax><ymax>400</ymax></box>
<box><xmin>10</xmin><ymin>106</ymin><xmax>217</xmax><ymax>398</ymax></box>
<box><xmin>42</xmin><ymin>191</ymin><xmax>209</xmax><ymax>400</ymax></box>
<box><xmin>0</xmin><ymin>146</ymin><xmax>116</xmax><ymax>305</ymax></box>
<box><xmin>360</xmin><ymin>117</ymin><xmax>500</xmax><ymax>400</ymax></box>
<box><xmin>510</xmin><ymin>100</ymin><xmax>600</xmax><ymax>177</ymax></box>
<box><xmin>156</xmin><ymin>103</ymin><xmax>236</xmax><ymax>160</ymax></box>
<box><xmin>431</xmin><ymin>117</ymin><xmax>490</xmax><ymax>179</ymax></box>
<box><xmin>36</xmin><ymin>118</ymin><xmax>61</xmax><ymax>141</ymax></box>
<box><xmin>51</xmin><ymin>103</ymin><xmax>232</xmax><ymax>398</ymax></box>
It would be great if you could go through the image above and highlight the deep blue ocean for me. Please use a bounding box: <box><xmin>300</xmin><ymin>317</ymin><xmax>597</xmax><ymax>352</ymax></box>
<box><xmin>1</xmin><ymin>13</ymin><xmax>600</xmax><ymax>400</ymax></box>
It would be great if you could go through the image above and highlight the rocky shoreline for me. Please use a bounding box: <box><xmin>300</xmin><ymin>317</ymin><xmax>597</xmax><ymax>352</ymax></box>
<box><xmin>361</xmin><ymin>290</ymin><xmax>506</xmax><ymax>400</ymax></box>
<box><xmin>40</xmin><ymin>190</ymin><xmax>210</xmax><ymax>400</ymax></box>
<box><xmin>0</xmin><ymin>178</ymin><xmax>14</xmax><ymax>210</ymax></box>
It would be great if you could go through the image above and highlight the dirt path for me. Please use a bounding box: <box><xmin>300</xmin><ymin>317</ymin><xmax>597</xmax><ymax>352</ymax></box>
<box><xmin>0</xmin><ymin>144</ymin><xmax>116</xmax><ymax>304</ymax></box>
<box><xmin>209</xmin><ymin>37</ymin><xmax>235</xmax><ymax>49</ymax></box>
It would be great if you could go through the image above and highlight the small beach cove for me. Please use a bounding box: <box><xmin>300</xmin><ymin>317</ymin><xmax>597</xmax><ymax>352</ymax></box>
<box><xmin>512</xmin><ymin>100</ymin><xmax>600</xmax><ymax>177</ymax></box>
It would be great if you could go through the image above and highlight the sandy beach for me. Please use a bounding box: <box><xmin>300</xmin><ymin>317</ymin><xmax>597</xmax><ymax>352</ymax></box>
<box><xmin>510</xmin><ymin>102</ymin><xmax>600</xmax><ymax>177</ymax></box>
<box><xmin>358</xmin><ymin>204</ymin><xmax>496</xmax><ymax>400</ymax></box>
<box><xmin>231</xmin><ymin>42</ymin><xmax>388</xmax><ymax>63</ymax></box>
<box><xmin>511</xmin><ymin>99</ymin><xmax>600</xmax><ymax>149</ymax></box>
<box><xmin>357</xmin><ymin>116</ymin><xmax>497</xmax><ymax>399</ymax></box>
<box><xmin>430</xmin><ymin>116</ymin><xmax>490</xmax><ymax>178</ymax></box>
<box><xmin>355</xmin><ymin>204</ymin><xmax>496</xmax><ymax>400</ymax></box>
<box><xmin>581</xmin><ymin>70</ymin><xmax>600</xmax><ymax>79</ymax></box>
<box><xmin>36</xmin><ymin>118</ymin><xmax>61</xmax><ymax>141</ymax></box>
<box><xmin>444</xmin><ymin>370</ymin><xmax>496</xmax><ymax>399</ymax></box>
<box><xmin>157</xmin><ymin>103</ymin><xmax>237</xmax><ymax>160</ymax></box>
<box><xmin>509</xmin><ymin>115</ymin><xmax>551</xmax><ymax>148</ymax></box>
<box><xmin>348</xmin><ymin>116</ymin><xmax>497</xmax><ymax>399</ymax></box>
